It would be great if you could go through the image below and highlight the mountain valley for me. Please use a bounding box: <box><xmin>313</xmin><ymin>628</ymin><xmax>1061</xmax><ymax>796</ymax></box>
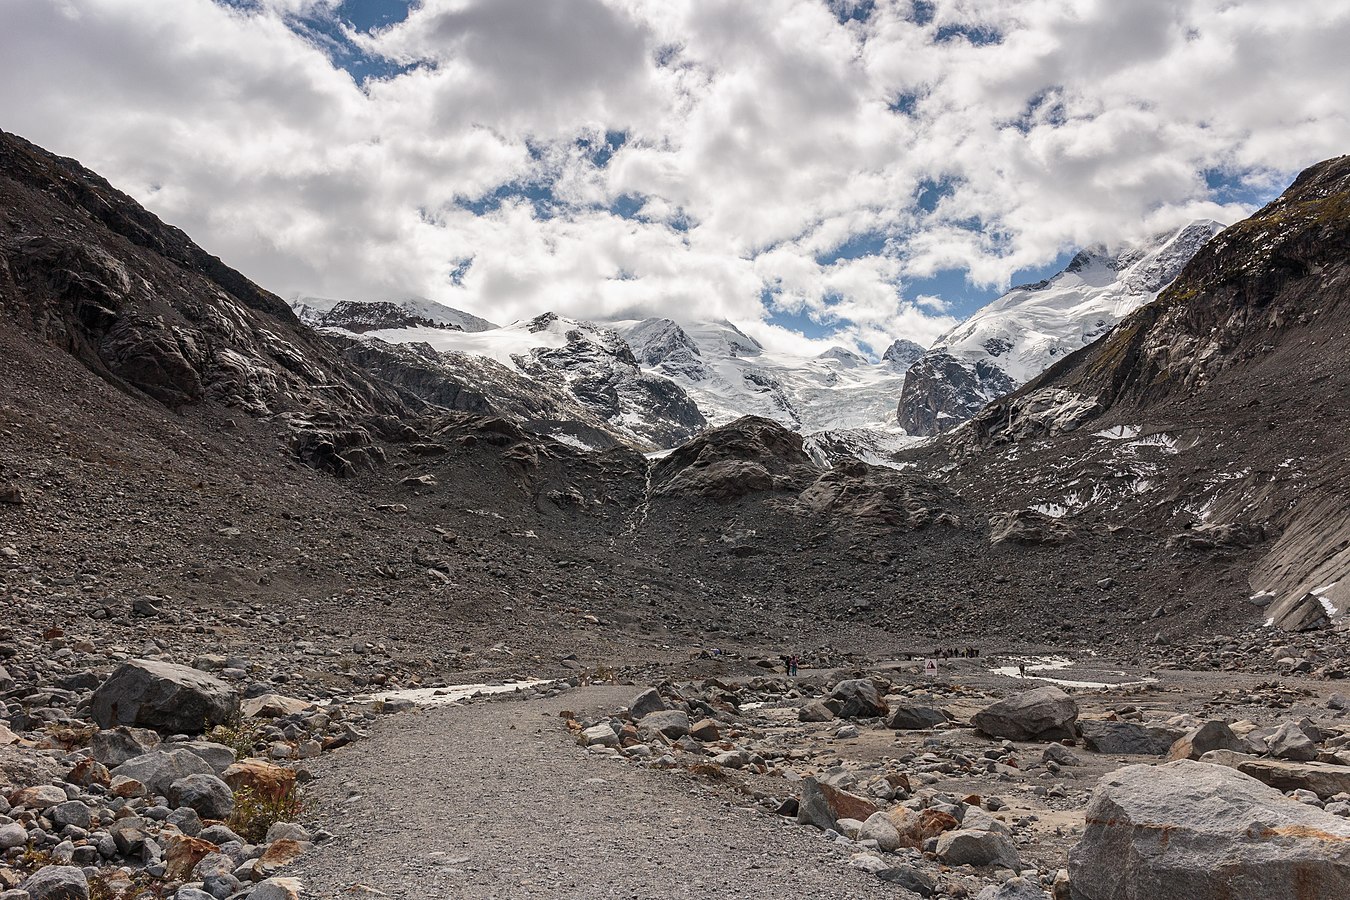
<box><xmin>2</xmin><ymin>128</ymin><xmax>1350</xmax><ymax>900</ymax></box>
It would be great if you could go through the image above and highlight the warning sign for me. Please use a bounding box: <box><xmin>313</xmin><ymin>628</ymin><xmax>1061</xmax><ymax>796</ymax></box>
<box><xmin>924</xmin><ymin>658</ymin><xmax>938</xmax><ymax>677</ymax></box>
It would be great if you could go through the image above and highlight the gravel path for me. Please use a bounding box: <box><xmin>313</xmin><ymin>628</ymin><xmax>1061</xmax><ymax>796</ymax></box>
<box><xmin>287</xmin><ymin>685</ymin><xmax>907</xmax><ymax>899</ymax></box>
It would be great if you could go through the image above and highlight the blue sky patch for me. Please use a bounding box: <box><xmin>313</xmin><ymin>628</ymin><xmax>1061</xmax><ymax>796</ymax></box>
<box><xmin>816</xmin><ymin>228</ymin><xmax>890</xmax><ymax>265</ymax></box>
<box><xmin>907</xmin><ymin>251</ymin><xmax>1076</xmax><ymax>319</ymax></box>
<box><xmin>218</xmin><ymin>0</ymin><xmax>414</xmax><ymax>83</ymax></box>
<box><xmin>935</xmin><ymin>23</ymin><xmax>1003</xmax><ymax>46</ymax></box>
<box><xmin>1203</xmin><ymin>168</ymin><xmax>1280</xmax><ymax>208</ymax></box>
<box><xmin>829</xmin><ymin>0</ymin><xmax>877</xmax><ymax>25</ymax></box>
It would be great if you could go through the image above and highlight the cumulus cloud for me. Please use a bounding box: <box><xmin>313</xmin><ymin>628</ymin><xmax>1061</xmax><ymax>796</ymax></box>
<box><xmin>2</xmin><ymin>0</ymin><xmax>1349</xmax><ymax>356</ymax></box>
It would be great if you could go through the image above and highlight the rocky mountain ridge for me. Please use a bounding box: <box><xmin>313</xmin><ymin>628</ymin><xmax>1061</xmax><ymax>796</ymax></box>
<box><xmin>913</xmin><ymin>154</ymin><xmax>1350</xmax><ymax>634</ymax></box>
<box><xmin>300</xmin><ymin>299</ymin><xmax>925</xmax><ymax>460</ymax></box>
<box><xmin>898</xmin><ymin>220</ymin><xmax>1223</xmax><ymax>435</ymax></box>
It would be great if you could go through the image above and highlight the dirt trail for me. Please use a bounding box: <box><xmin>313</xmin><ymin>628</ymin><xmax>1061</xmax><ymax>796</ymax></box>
<box><xmin>288</xmin><ymin>685</ymin><xmax>904</xmax><ymax>899</ymax></box>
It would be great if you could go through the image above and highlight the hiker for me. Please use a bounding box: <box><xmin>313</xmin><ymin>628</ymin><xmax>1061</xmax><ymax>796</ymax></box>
<box><xmin>1018</xmin><ymin>662</ymin><xmax>1026</xmax><ymax>678</ymax></box>
<box><xmin>789</xmin><ymin>655</ymin><xmax>799</xmax><ymax>676</ymax></box>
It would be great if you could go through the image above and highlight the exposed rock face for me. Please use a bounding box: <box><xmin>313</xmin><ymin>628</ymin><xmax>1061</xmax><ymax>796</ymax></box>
<box><xmin>91</xmin><ymin>659</ymin><xmax>240</xmax><ymax>734</ymax></box>
<box><xmin>652</xmin><ymin>415</ymin><xmax>815</xmax><ymax>502</ymax></box>
<box><xmin>0</xmin><ymin>129</ymin><xmax>413</xmax><ymax>475</ymax></box>
<box><xmin>989</xmin><ymin>509</ymin><xmax>1076</xmax><ymax>546</ymax></box>
<box><xmin>292</xmin><ymin>294</ymin><xmax>497</xmax><ymax>333</ymax></box>
<box><xmin>904</xmin><ymin>155</ymin><xmax>1350</xmax><ymax>636</ymax></box>
<box><xmin>973</xmin><ymin>687</ymin><xmax>1078</xmax><ymax>741</ymax></box>
<box><xmin>334</xmin><ymin>316</ymin><xmax>708</xmax><ymax>451</ymax></box>
<box><xmin>966</xmin><ymin>388</ymin><xmax>1102</xmax><ymax>449</ymax></box>
<box><xmin>621</xmin><ymin>317</ymin><xmax>709</xmax><ymax>380</ymax></box>
<box><xmin>1069</xmin><ymin>761</ymin><xmax>1350</xmax><ymax>900</ymax></box>
<box><xmin>310</xmin><ymin>300</ymin><xmax>455</xmax><ymax>334</ymax></box>
<box><xmin>881</xmin><ymin>339</ymin><xmax>926</xmax><ymax>370</ymax></box>
<box><xmin>898</xmin><ymin>220</ymin><xmax>1220</xmax><ymax>435</ymax></box>
<box><xmin>795</xmin><ymin>459</ymin><xmax>962</xmax><ymax>534</ymax></box>
<box><xmin>514</xmin><ymin>315</ymin><xmax>708</xmax><ymax>449</ymax></box>
<box><xmin>898</xmin><ymin>351</ymin><xmax>1016</xmax><ymax>435</ymax></box>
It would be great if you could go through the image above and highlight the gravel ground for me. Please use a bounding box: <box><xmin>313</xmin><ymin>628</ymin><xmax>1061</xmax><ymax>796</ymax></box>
<box><xmin>288</xmin><ymin>685</ymin><xmax>907</xmax><ymax>900</ymax></box>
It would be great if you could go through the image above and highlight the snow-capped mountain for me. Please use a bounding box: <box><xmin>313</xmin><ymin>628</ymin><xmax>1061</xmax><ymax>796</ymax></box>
<box><xmin>897</xmin><ymin>219</ymin><xmax>1224</xmax><ymax>435</ymax></box>
<box><xmin>291</xmin><ymin>296</ymin><xmax>928</xmax><ymax>459</ymax></box>
<box><xmin>299</xmin><ymin>306</ymin><xmax>706</xmax><ymax>449</ymax></box>
<box><xmin>614</xmin><ymin>319</ymin><xmax>917</xmax><ymax>437</ymax></box>
<box><xmin>292</xmin><ymin>295</ymin><xmax>498</xmax><ymax>334</ymax></box>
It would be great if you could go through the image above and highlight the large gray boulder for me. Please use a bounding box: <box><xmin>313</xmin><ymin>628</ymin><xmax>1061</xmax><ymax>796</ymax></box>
<box><xmin>637</xmin><ymin>710</ymin><xmax>690</xmax><ymax>740</ymax></box>
<box><xmin>798</xmin><ymin>699</ymin><xmax>836</xmax><ymax>722</ymax></box>
<box><xmin>22</xmin><ymin>865</ymin><xmax>89</xmax><ymax>900</ymax></box>
<box><xmin>92</xmin><ymin>659</ymin><xmax>239</xmax><ymax>734</ymax></box>
<box><xmin>111</xmin><ymin>749</ymin><xmax>214</xmax><ymax>797</ymax></box>
<box><xmin>973</xmin><ymin>687</ymin><xmax>1077</xmax><ymax>741</ymax></box>
<box><xmin>1069</xmin><ymin>760</ymin><xmax>1350</xmax><ymax>900</ymax></box>
<box><xmin>1266</xmin><ymin>721</ymin><xmax>1318</xmax><ymax>761</ymax></box>
<box><xmin>886</xmin><ymin>703</ymin><xmax>949</xmax><ymax>730</ymax></box>
<box><xmin>936</xmin><ymin>828</ymin><xmax>1022</xmax><ymax>869</ymax></box>
<box><xmin>169</xmin><ymin>773</ymin><xmax>235</xmax><ymax>820</ymax></box>
<box><xmin>177</xmin><ymin>741</ymin><xmax>238</xmax><ymax>775</ymax></box>
<box><xmin>829</xmin><ymin>679</ymin><xmax>889</xmax><ymax>719</ymax></box>
<box><xmin>1079</xmin><ymin>720</ymin><xmax>1184</xmax><ymax>756</ymax></box>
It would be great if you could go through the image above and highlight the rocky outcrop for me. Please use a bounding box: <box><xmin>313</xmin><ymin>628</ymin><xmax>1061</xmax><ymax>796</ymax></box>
<box><xmin>311</xmin><ymin>299</ymin><xmax>451</xmax><ymax>333</ymax></box>
<box><xmin>898</xmin><ymin>350</ymin><xmax>1016</xmax><ymax>435</ymax></box>
<box><xmin>1069</xmin><ymin>761</ymin><xmax>1350</xmax><ymax>900</ymax></box>
<box><xmin>881</xmin><ymin>339</ymin><xmax>925</xmax><ymax>370</ymax></box>
<box><xmin>989</xmin><ymin>510</ymin><xmax>1076</xmax><ymax>546</ymax></box>
<box><xmin>652</xmin><ymin>416</ymin><xmax>816</xmax><ymax>502</ymax></box>
<box><xmin>795</xmin><ymin>460</ymin><xmax>962</xmax><ymax>533</ymax></box>
<box><xmin>0</xmin><ymin>128</ymin><xmax>413</xmax><ymax>474</ymax></box>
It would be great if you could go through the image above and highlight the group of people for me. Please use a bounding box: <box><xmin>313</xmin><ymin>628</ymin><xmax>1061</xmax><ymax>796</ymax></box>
<box><xmin>780</xmin><ymin>654</ymin><xmax>800</xmax><ymax>676</ymax></box>
<box><xmin>935</xmin><ymin>647</ymin><xmax>980</xmax><ymax>659</ymax></box>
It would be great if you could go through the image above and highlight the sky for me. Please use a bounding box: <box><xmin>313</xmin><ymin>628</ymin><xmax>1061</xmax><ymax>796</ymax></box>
<box><xmin>3</xmin><ymin>0</ymin><xmax>1348</xmax><ymax>356</ymax></box>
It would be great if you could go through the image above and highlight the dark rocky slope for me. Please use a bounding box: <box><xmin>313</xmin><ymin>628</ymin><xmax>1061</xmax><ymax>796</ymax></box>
<box><xmin>911</xmin><ymin>154</ymin><xmax>1350</xmax><ymax>634</ymax></box>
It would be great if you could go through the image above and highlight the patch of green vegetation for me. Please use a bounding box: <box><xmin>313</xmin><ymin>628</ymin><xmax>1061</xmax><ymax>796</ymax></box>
<box><xmin>209</xmin><ymin>720</ymin><xmax>266</xmax><ymax>760</ymax></box>
<box><xmin>228</xmin><ymin>784</ymin><xmax>305</xmax><ymax>843</ymax></box>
